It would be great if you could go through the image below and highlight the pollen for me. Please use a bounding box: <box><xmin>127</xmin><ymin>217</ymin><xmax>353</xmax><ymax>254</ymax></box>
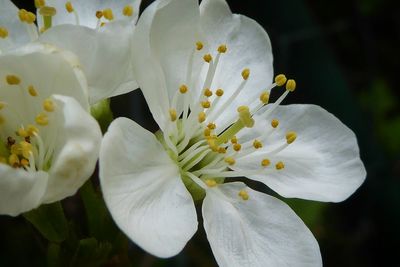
<box><xmin>6</xmin><ymin>75</ymin><xmax>21</xmax><ymax>85</ymax></box>
<box><xmin>10</xmin><ymin>144</ymin><xmax>21</xmax><ymax>155</ymax></box>
<box><xmin>122</xmin><ymin>5</ymin><xmax>134</xmax><ymax>17</ymax></box>
<box><xmin>201</xmin><ymin>100</ymin><xmax>211</xmax><ymax>109</ymax></box>
<box><xmin>35</xmin><ymin>113</ymin><xmax>49</xmax><ymax>126</ymax></box>
<box><xmin>261</xmin><ymin>158</ymin><xmax>271</xmax><ymax>167</ymax></box>
<box><xmin>286</xmin><ymin>131</ymin><xmax>297</xmax><ymax>144</ymax></box>
<box><xmin>43</xmin><ymin>98</ymin><xmax>55</xmax><ymax>112</ymax></box>
<box><xmin>233</xmin><ymin>143</ymin><xmax>242</xmax><ymax>152</ymax></box>
<box><xmin>169</xmin><ymin>108</ymin><xmax>177</xmax><ymax>122</ymax></box>
<box><xmin>96</xmin><ymin>11</ymin><xmax>103</xmax><ymax>19</ymax></box>
<box><xmin>20</xmin><ymin>141</ymin><xmax>32</xmax><ymax>159</ymax></box>
<box><xmin>241</xmin><ymin>68</ymin><xmax>250</xmax><ymax>80</ymax></box>
<box><xmin>20</xmin><ymin>158</ymin><xmax>29</xmax><ymax>167</ymax></box>
<box><xmin>259</xmin><ymin>91</ymin><xmax>269</xmax><ymax>104</ymax></box>
<box><xmin>253</xmin><ymin>139</ymin><xmax>263</xmax><ymax>149</ymax></box>
<box><xmin>237</xmin><ymin>106</ymin><xmax>254</xmax><ymax>128</ymax></box>
<box><xmin>19</xmin><ymin>9</ymin><xmax>36</xmax><ymax>24</ymax></box>
<box><xmin>276</xmin><ymin>161</ymin><xmax>285</xmax><ymax>170</ymax></box>
<box><xmin>198</xmin><ymin>111</ymin><xmax>206</xmax><ymax>123</ymax></box>
<box><xmin>103</xmin><ymin>8</ymin><xmax>114</xmax><ymax>20</ymax></box>
<box><xmin>179</xmin><ymin>84</ymin><xmax>188</xmax><ymax>94</ymax></box>
<box><xmin>34</xmin><ymin>0</ymin><xmax>45</xmax><ymax>8</ymax></box>
<box><xmin>17</xmin><ymin>127</ymin><xmax>28</xmax><ymax>138</ymax></box>
<box><xmin>271</xmin><ymin>119</ymin><xmax>279</xmax><ymax>128</ymax></box>
<box><xmin>0</xmin><ymin>27</ymin><xmax>9</xmax><ymax>39</ymax></box>
<box><xmin>238</xmin><ymin>189</ymin><xmax>249</xmax><ymax>200</ymax></box>
<box><xmin>286</xmin><ymin>79</ymin><xmax>296</xmax><ymax>92</ymax></box>
<box><xmin>205</xmin><ymin>179</ymin><xmax>217</xmax><ymax>187</ymax></box>
<box><xmin>217</xmin><ymin>44</ymin><xmax>227</xmax><ymax>53</ymax></box>
<box><xmin>207</xmin><ymin>123</ymin><xmax>216</xmax><ymax>130</ymax></box>
<box><xmin>65</xmin><ymin>2</ymin><xmax>74</xmax><ymax>13</ymax></box>
<box><xmin>27</xmin><ymin>125</ymin><xmax>39</xmax><ymax>136</ymax></box>
<box><xmin>218</xmin><ymin>147</ymin><xmax>227</xmax><ymax>154</ymax></box>
<box><xmin>28</xmin><ymin>85</ymin><xmax>38</xmax><ymax>96</ymax></box>
<box><xmin>39</xmin><ymin>6</ymin><xmax>56</xmax><ymax>16</ymax></box>
<box><xmin>204</xmin><ymin>88</ymin><xmax>213</xmax><ymax>97</ymax></box>
<box><xmin>203</xmin><ymin>54</ymin><xmax>212</xmax><ymax>63</ymax></box>
<box><xmin>275</xmin><ymin>74</ymin><xmax>287</xmax><ymax>86</ymax></box>
<box><xmin>224</xmin><ymin>157</ymin><xmax>236</xmax><ymax>166</ymax></box>
<box><xmin>196</xmin><ymin>41</ymin><xmax>204</xmax><ymax>51</ymax></box>
<box><xmin>216</xmin><ymin>88</ymin><xmax>224</xmax><ymax>97</ymax></box>
<box><xmin>231</xmin><ymin>136</ymin><xmax>238</xmax><ymax>144</ymax></box>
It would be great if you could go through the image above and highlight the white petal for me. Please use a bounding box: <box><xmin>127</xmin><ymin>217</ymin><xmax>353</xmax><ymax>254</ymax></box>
<box><xmin>42</xmin><ymin>95</ymin><xmax>102</xmax><ymax>203</ymax></box>
<box><xmin>234</xmin><ymin>104</ymin><xmax>366</xmax><ymax>202</ymax></box>
<box><xmin>40</xmin><ymin>22</ymin><xmax>137</xmax><ymax>104</ymax></box>
<box><xmin>100</xmin><ymin>118</ymin><xmax>197</xmax><ymax>258</ymax></box>
<box><xmin>0</xmin><ymin>0</ymin><xmax>31</xmax><ymax>51</ymax></box>
<box><xmin>203</xmin><ymin>182</ymin><xmax>322</xmax><ymax>267</ymax></box>
<box><xmin>0</xmin><ymin>166</ymin><xmax>48</xmax><ymax>216</ymax></box>
<box><xmin>200</xmin><ymin>0</ymin><xmax>273</xmax><ymax>126</ymax></box>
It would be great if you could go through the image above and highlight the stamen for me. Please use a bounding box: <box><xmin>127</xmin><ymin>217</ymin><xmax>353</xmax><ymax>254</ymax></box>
<box><xmin>217</xmin><ymin>44</ymin><xmax>227</xmax><ymax>54</ymax></box>
<box><xmin>275</xmin><ymin>161</ymin><xmax>285</xmax><ymax>170</ymax></box>
<box><xmin>216</xmin><ymin>88</ymin><xmax>224</xmax><ymax>97</ymax></box>
<box><xmin>179</xmin><ymin>84</ymin><xmax>188</xmax><ymax>94</ymax></box>
<box><xmin>9</xmin><ymin>154</ymin><xmax>20</xmax><ymax>167</ymax></box>
<box><xmin>201</xmin><ymin>100</ymin><xmax>211</xmax><ymax>109</ymax></box>
<box><xmin>261</xmin><ymin>158</ymin><xmax>271</xmax><ymax>167</ymax></box>
<box><xmin>218</xmin><ymin>147</ymin><xmax>227</xmax><ymax>154</ymax></box>
<box><xmin>20</xmin><ymin>141</ymin><xmax>32</xmax><ymax>159</ymax></box>
<box><xmin>203</xmin><ymin>54</ymin><xmax>212</xmax><ymax>63</ymax></box>
<box><xmin>198</xmin><ymin>112</ymin><xmax>206</xmax><ymax>123</ymax></box>
<box><xmin>28</xmin><ymin>85</ymin><xmax>38</xmax><ymax>96</ymax></box>
<box><xmin>96</xmin><ymin>11</ymin><xmax>103</xmax><ymax>19</ymax></box>
<box><xmin>286</xmin><ymin>131</ymin><xmax>297</xmax><ymax>144</ymax></box>
<box><xmin>207</xmin><ymin>123</ymin><xmax>216</xmax><ymax>130</ymax></box>
<box><xmin>231</xmin><ymin>136</ymin><xmax>238</xmax><ymax>144</ymax></box>
<box><xmin>122</xmin><ymin>5</ymin><xmax>134</xmax><ymax>17</ymax></box>
<box><xmin>6</xmin><ymin>75</ymin><xmax>21</xmax><ymax>85</ymax></box>
<box><xmin>205</xmin><ymin>179</ymin><xmax>217</xmax><ymax>188</ymax></box>
<box><xmin>238</xmin><ymin>189</ymin><xmax>249</xmax><ymax>200</ymax></box>
<box><xmin>271</xmin><ymin>119</ymin><xmax>279</xmax><ymax>128</ymax></box>
<box><xmin>233</xmin><ymin>143</ymin><xmax>242</xmax><ymax>152</ymax></box>
<box><xmin>27</xmin><ymin>125</ymin><xmax>39</xmax><ymax>136</ymax></box>
<box><xmin>275</xmin><ymin>74</ymin><xmax>287</xmax><ymax>86</ymax></box>
<box><xmin>65</xmin><ymin>2</ymin><xmax>74</xmax><ymax>13</ymax></box>
<box><xmin>43</xmin><ymin>98</ymin><xmax>55</xmax><ymax>112</ymax></box>
<box><xmin>204</xmin><ymin>88</ymin><xmax>213</xmax><ymax>97</ymax></box>
<box><xmin>35</xmin><ymin>113</ymin><xmax>49</xmax><ymax>126</ymax></box>
<box><xmin>39</xmin><ymin>6</ymin><xmax>56</xmax><ymax>30</ymax></box>
<box><xmin>0</xmin><ymin>27</ymin><xmax>9</xmax><ymax>39</ymax></box>
<box><xmin>241</xmin><ymin>68</ymin><xmax>250</xmax><ymax>80</ymax></box>
<box><xmin>103</xmin><ymin>8</ymin><xmax>114</xmax><ymax>21</ymax></box>
<box><xmin>253</xmin><ymin>139</ymin><xmax>263</xmax><ymax>149</ymax></box>
<box><xmin>34</xmin><ymin>0</ymin><xmax>45</xmax><ymax>8</ymax></box>
<box><xmin>286</xmin><ymin>79</ymin><xmax>296</xmax><ymax>92</ymax></box>
<box><xmin>259</xmin><ymin>91</ymin><xmax>269</xmax><ymax>104</ymax></box>
<box><xmin>18</xmin><ymin>9</ymin><xmax>36</xmax><ymax>24</ymax></box>
<box><xmin>238</xmin><ymin>106</ymin><xmax>254</xmax><ymax>128</ymax></box>
<box><xmin>196</xmin><ymin>41</ymin><xmax>204</xmax><ymax>51</ymax></box>
<box><xmin>169</xmin><ymin>109</ymin><xmax>177</xmax><ymax>122</ymax></box>
<box><xmin>224</xmin><ymin>157</ymin><xmax>236</xmax><ymax>166</ymax></box>
<box><xmin>17</xmin><ymin>127</ymin><xmax>28</xmax><ymax>138</ymax></box>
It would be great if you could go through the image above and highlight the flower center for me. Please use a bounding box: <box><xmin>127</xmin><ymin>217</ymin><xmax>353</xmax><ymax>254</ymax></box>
<box><xmin>159</xmin><ymin>42</ymin><xmax>298</xmax><ymax>201</ymax></box>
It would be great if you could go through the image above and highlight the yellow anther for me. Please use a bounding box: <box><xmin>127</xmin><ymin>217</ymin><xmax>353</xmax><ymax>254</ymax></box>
<box><xmin>65</xmin><ymin>2</ymin><xmax>74</xmax><ymax>13</ymax></box>
<box><xmin>224</xmin><ymin>157</ymin><xmax>236</xmax><ymax>166</ymax></box>
<box><xmin>271</xmin><ymin>119</ymin><xmax>279</xmax><ymax>128</ymax></box>
<box><xmin>169</xmin><ymin>109</ymin><xmax>177</xmax><ymax>122</ymax></box>
<box><xmin>233</xmin><ymin>143</ymin><xmax>242</xmax><ymax>152</ymax></box>
<box><xmin>34</xmin><ymin>0</ymin><xmax>45</xmax><ymax>8</ymax></box>
<box><xmin>123</xmin><ymin>5</ymin><xmax>134</xmax><ymax>16</ymax></box>
<box><xmin>179</xmin><ymin>84</ymin><xmax>188</xmax><ymax>94</ymax></box>
<box><xmin>0</xmin><ymin>27</ymin><xmax>9</xmax><ymax>39</ymax></box>
<box><xmin>27</xmin><ymin>125</ymin><xmax>39</xmax><ymax>136</ymax></box>
<box><xmin>259</xmin><ymin>92</ymin><xmax>270</xmax><ymax>104</ymax></box>
<box><xmin>35</xmin><ymin>113</ymin><xmax>49</xmax><ymax>126</ymax></box>
<box><xmin>17</xmin><ymin>127</ymin><xmax>28</xmax><ymax>138</ymax></box>
<box><xmin>276</xmin><ymin>161</ymin><xmax>285</xmax><ymax>170</ymax></box>
<box><xmin>205</xmin><ymin>179</ymin><xmax>217</xmax><ymax>188</ymax></box>
<box><xmin>241</xmin><ymin>68</ymin><xmax>250</xmax><ymax>80</ymax></box>
<box><xmin>10</xmin><ymin>144</ymin><xmax>21</xmax><ymax>155</ymax></box>
<box><xmin>237</xmin><ymin>106</ymin><xmax>254</xmax><ymax>128</ymax></box>
<box><xmin>0</xmin><ymin>102</ymin><xmax>5</xmax><ymax>110</ymax></box>
<box><xmin>237</xmin><ymin>106</ymin><xmax>249</xmax><ymax>113</ymax></box>
<box><xmin>204</xmin><ymin>88</ymin><xmax>213</xmax><ymax>97</ymax></box>
<box><xmin>18</xmin><ymin>9</ymin><xmax>36</xmax><ymax>24</ymax></box>
<box><xmin>198</xmin><ymin>111</ymin><xmax>206</xmax><ymax>123</ymax></box>
<box><xmin>261</xmin><ymin>159</ymin><xmax>271</xmax><ymax>167</ymax></box>
<box><xmin>231</xmin><ymin>136</ymin><xmax>238</xmax><ymax>144</ymax></box>
<box><xmin>275</xmin><ymin>74</ymin><xmax>287</xmax><ymax>86</ymax></box>
<box><xmin>286</xmin><ymin>79</ymin><xmax>296</xmax><ymax>92</ymax></box>
<box><xmin>20</xmin><ymin>158</ymin><xmax>29</xmax><ymax>167</ymax></box>
<box><xmin>201</xmin><ymin>101</ymin><xmax>211</xmax><ymax>109</ymax></box>
<box><xmin>20</xmin><ymin>141</ymin><xmax>32</xmax><ymax>159</ymax></box>
<box><xmin>28</xmin><ymin>85</ymin><xmax>38</xmax><ymax>96</ymax></box>
<box><xmin>253</xmin><ymin>139</ymin><xmax>263</xmax><ymax>149</ymax></box>
<box><xmin>39</xmin><ymin>6</ymin><xmax>56</xmax><ymax>16</ymax></box>
<box><xmin>204</xmin><ymin>127</ymin><xmax>211</xmax><ymax>137</ymax></box>
<box><xmin>216</xmin><ymin>88</ymin><xmax>224</xmax><ymax>97</ymax></box>
<box><xmin>96</xmin><ymin>11</ymin><xmax>103</xmax><ymax>19</ymax></box>
<box><xmin>207</xmin><ymin>123</ymin><xmax>216</xmax><ymax>130</ymax></box>
<box><xmin>218</xmin><ymin>147</ymin><xmax>227</xmax><ymax>154</ymax></box>
<box><xmin>6</xmin><ymin>75</ymin><xmax>21</xmax><ymax>85</ymax></box>
<box><xmin>238</xmin><ymin>189</ymin><xmax>249</xmax><ymax>200</ymax></box>
<box><xmin>9</xmin><ymin>154</ymin><xmax>20</xmax><ymax>167</ymax></box>
<box><xmin>286</xmin><ymin>131</ymin><xmax>297</xmax><ymax>144</ymax></box>
<box><xmin>203</xmin><ymin>54</ymin><xmax>212</xmax><ymax>63</ymax></box>
<box><xmin>103</xmin><ymin>8</ymin><xmax>114</xmax><ymax>20</ymax></box>
<box><xmin>217</xmin><ymin>44</ymin><xmax>227</xmax><ymax>53</ymax></box>
<box><xmin>196</xmin><ymin>41</ymin><xmax>204</xmax><ymax>51</ymax></box>
<box><xmin>43</xmin><ymin>98</ymin><xmax>55</xmax><ymax>112</ymax></box>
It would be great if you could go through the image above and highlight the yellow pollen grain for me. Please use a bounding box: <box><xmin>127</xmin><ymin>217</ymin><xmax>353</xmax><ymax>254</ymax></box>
<box><xmin>286</xmin><ymin>131</ymin><xmax>297</xmax><ymax>144</ymax></box>
<box><xmin>103</xmin><ymin>8</ymin><xmax>114</xmax><ymax>20</ymax></box>
<box><xmin>203</xmin><ymin>54</ymin><xmax>212</xmax><ymax>63</ymax></box>
<box><xmin>218</xmin><ymin>147</ymin><xmax>227</xmax><ymax>154</ymax></box>
<box><xmin>216</xmin><ymin>88</ymin><xmax>224</xmax><ymax>97</ymax></box>
<box><xmin>217</xmin><ymin>44</ymin><xmax>227</xmax><ymax>53</ymax></box>
<box><xmin>27</xmin><ymin>124</ymin><xmax>39</xmax><ymax>136</ymax></box>
<box><xmin>233</xmin><ymin>143</ymin><xmax>242</xmax><ymax>152</ymax></box>
<box><xmin>198</xmin><ymin>111</ymin><xmax>206</xmax><ymax>123</ymax></box>
<box><xmin>20</xmin><ymin>158</ymin><xmax>29</xmax><ymax>167</ymax></box>
<box><xmin>238</xmin><ymin>189</ymin><xmax>249</xmax><ymax>200</ymax></box>
<box><xmin>275</xmin><ymin>74</ymin><xmax>287</xmax><ymax>86</ymax></box>
<box><xmin>35</xmin><ymin>113</ymin><xmax>49</xmax><ymax>126</ymax></box>
<box><xmin>207</xmin><ymin>123</ymin><xmax>216</xmax><ymax>130</ymax></box>
<box><xmin>204</xmin><ymin>88</ymin><xmax>213</xmax><ymax>97</ymax></box>
<box><xmin>34</xmin><ymin>0</ymin><xmax>45</xmax><ymax>8</ymax></box>
<box><xmin>196</xmin><ymin>41</ymin><xmax>204</xmax><ymax>51</ymax></box>
<box><xmin>65</xmin><ymin>2</ymin><xmax>74</xmax><ymax>13</ymax></box>
<box><xmin>261</xmin><ymin>158</ymin><xmax>271</xmax><ymax>167</ymax></box>
<box><xmin>28</xmin><ymin>85</ymin><xmax>38</xmax><ymax>96</ymax></box>
<box><xmin>205</xmin><ymin>179</ymin><xmax>217</xmax><ymax>187</ymax></box>
<box><xmin>123</xmin><ymin>5</ymin><xmax>134</xmax><ymax>17</ymax></box>
<box><xmin>241</xmin><ymin>68</ymin><xmax>250</xmax><ymax>80</ymax></box>
<box><xmin>286</xmin><ymin>79</ymin><xmax>296</xmax><ymax>92</ymax></box>
<box><xmin>9</xmin><ymin>153</ymin><xmax>20</xmax><ymax>167</ymax></box>
<box><xmin>17</xmin><ymin>127</ymin><xmax>28</xmax><ymax>138</ymax></box>
<box><xmin>224</xmin><ymin>157</ymin><xmax>236</xmax><ymax>166</ymax></box>
<box><xmin>96</xmin><ymin>10</ymin><xmax>103</xmax><ymax>19</ymax></box>
<box><xmin>179</xmin><ymin>84</ymin><xmax>188</xmax><ymax>94</ymax></box>
<box><xmin>0</xmin><ymin>27</ymin><xmax>9</xmax><ymax>39</ymax></box>
<box><xmin>260</xmin><ymin>91</ymin><xmax>269</xmax><ymax>104</ymax></box>
<box><xmin>231</xmin><ymin>136</ymin><xmax>238</xmax><ymax>144</ymax></box>
<box><xmin>271</xmin><ymin>119</ymin><xmax>279</xmax><ymax>128</ymax></box>
<box><xmin>169</xmin><ymin>108</ymin><xmax>177</xmax><ymax>122</ymax></box>
<box><xmin>201</xmin><ymin>101</ymin><xmax>211</xmax><ymax>109</ymax></box>
<box><xmin>6</xmin><ymin>75</ymin><xmax>21</xmax><ymax>85</ymax></box>
<box><xmin>39</xmin><ymin>6</ymin><xmax>56</xmax><ymax>17</ymax></box>
<box><xmin>253</xmin><ymin>139</ymin><xmax>263</xmax><ymax>149</ymax></box>
<box><xmin>276</xmin><ymin>161</ymin><xmax>285</xmax><ymax>170</ymax></box>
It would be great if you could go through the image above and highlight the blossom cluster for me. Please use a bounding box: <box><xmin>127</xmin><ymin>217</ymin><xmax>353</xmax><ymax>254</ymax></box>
<box><xmin>0</xmin><ymin>0</ymin><xmax>366</xmax><ymax>266</ymax></box>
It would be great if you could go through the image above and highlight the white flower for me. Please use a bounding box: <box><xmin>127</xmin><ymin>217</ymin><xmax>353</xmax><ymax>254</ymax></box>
<box><xmin>100</xmin><ymin>0</ymin><xmax>366</xmax><ymax>266</ymax></box>
<box><xmin>0</xmin><ymin>0</ymin><xmax>141</xmax><ymax>104</ymax></box>
<box><xmin>0</xmin><ymin>44</ymin><xmax>102</xmax><ymax>216</ymax></box>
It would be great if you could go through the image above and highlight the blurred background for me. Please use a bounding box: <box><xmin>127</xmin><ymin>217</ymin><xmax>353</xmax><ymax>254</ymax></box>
<box><xmin>1</xmin><ymin>0</ymin><xmax>399</xmax><ymax>266</ymax></box>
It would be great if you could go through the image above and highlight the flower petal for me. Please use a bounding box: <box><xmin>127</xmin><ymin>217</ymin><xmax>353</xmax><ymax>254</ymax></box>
<box><xmin>100</xmin><ymin>117</ymin><xmax>198</xmax><ymax>258</ymax></box>
<box><xmin>0</xmin><ymin>166</ymin><xmax>48</xmax><ymax>216</ymax></box>
<box><xmin>42</xmin><ymin>95</ymin><xmax>102</xmax><ymax>203</ymax></box>
<box><xmin>203</xmin><ymin>182</ymin><xmax>322</xmax><ymax>267</ymax></box>
<box><xmin>234</xmin><ymin>104</ymin><xmax>366</xmax><ymax>202</ymax></box>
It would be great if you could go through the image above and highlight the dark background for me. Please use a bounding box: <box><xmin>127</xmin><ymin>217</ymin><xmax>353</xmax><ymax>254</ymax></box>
<box><xmin>1</xmin><ymin>0</ymin><xmax>399</xmax><ymax>266</ymax></box>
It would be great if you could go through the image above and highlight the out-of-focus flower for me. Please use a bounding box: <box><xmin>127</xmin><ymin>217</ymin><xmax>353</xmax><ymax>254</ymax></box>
<box><xmin>0</xmin><ymin>44</ymin><xmax>101</xmax><ymax>216</ymax></box>
<box><xmin>100</xmin><ymin>0</ymin><xmax>366</xmax><ymax>266</ymax></box>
